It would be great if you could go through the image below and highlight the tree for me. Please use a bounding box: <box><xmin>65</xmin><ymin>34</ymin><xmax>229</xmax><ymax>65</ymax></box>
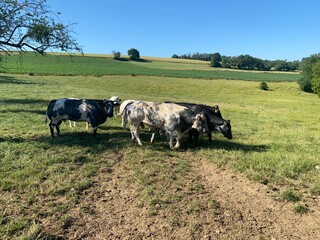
<box><xmin>127</xmin><ymin>48</ymin><xmax>140</xmax><ymax>61</ymax></box>
<box><xmin>260</xmin><ymin>82</ymin><xmax>269</xmax><ymax>90</ymax></box>
<box><xmin>112</xmin><ymin>50</ymin><xmax>121</xmax><ymax>60</ymax></box>
<box><xmin>210</xmin><ymin>52</ymin><xmax>222</xmax><ymax>67</ymax></box>
<box><xmin>311</xmin><ymin>61</ymin><xmax>320</xmax><ymax>96</ymax></box>
<box><xmin>298</xmin><ymin>54</ymin><xmax>320</xmax><ymax>93</ymax></box>
<box><xmin>0</xmin><ymin>0</ymin><xmax>82</xmax><ymax>55</ymax></box>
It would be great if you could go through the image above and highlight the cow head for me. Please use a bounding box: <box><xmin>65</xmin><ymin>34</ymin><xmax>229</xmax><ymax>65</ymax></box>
<box><xmin>110</xmin><ymin>96</ymin><xmax>121</xmax><ymax>106</ymax></box>
<box><xmin>103</xmin><ymin>100</ymin><xmax>114</xmax><ymax>117</ymax></box>
<box><xmin>191</xmin><ymin>113</ymin><xmax>209</xmax><ymax>134</ymax></box>
<box><xmin>217</xmin><ymin>120</ymin><xmax>233</xmax><ymax>139</ymax></box>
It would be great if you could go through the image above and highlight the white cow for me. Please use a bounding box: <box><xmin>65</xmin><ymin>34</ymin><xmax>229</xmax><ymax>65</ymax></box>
<box><xmin>121</xmin><ymin>100</ymin><xmax>208</xmax><ymax>149</ymax></box>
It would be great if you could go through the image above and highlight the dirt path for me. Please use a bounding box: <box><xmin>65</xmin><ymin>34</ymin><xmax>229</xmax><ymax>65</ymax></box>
<box><xmin>195</xmin><ymin>160</ymin><xmax>320</xmax><ymax>239</ymax></box>
<box><xmin>62</xmin><ymin>156</ymin><xmax>320</xmax><ymax>239</ymax></box>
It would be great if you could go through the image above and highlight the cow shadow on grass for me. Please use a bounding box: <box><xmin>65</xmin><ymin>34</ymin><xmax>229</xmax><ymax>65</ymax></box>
<box><xmin>36</xmin><ymin>126</ymin><xmax>136</xmax><ymax>151</ymax></box>
<box><xmin>34</xmin><ymin>125</ymin><xmax>269</xmax><ymax>154</ymax></box>
<box><xmin>36</xmin><ymin>125</ymin><xmax>176</xmax><ymax>154</ymax></box>
<box><xmin>202</xmin><ymin>139</ymin><xmax>269</xmax><ymax>152</ymax></box>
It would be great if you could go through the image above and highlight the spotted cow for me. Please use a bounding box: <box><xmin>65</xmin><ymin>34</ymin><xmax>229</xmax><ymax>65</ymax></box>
<box><xmin>45</xmin><ymin>98</ymin><xmax>114</xmax><ymax>137</ymax></box>
<box><xmin>120</xmin><ymin>100</ymin><xmax>208</xmax><ymax>149</ymax></box>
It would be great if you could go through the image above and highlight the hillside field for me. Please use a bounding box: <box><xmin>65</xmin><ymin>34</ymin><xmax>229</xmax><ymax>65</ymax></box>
<box><xmin>0</xmin><ymin>55</ymin><xmax>319</xmax><ymax>239</ymax></box>
<box><xmin>0</xmin><ymin>53</ymin><xmax>300</xmax><ymax>82</ymax></box>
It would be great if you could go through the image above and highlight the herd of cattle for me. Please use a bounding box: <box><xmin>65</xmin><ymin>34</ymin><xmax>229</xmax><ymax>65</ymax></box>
<box><xmin>45</xmin><ymin>97</ymin><xmax>233</xmax><ymax>149</ymax></box>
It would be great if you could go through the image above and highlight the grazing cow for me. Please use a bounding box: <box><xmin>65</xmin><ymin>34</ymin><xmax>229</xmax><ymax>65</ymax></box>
<box><xmin>170</xmin><ymin>102</ymin><xmax>233</xmax><ymax>143</ymax></box>
<box><xmin>45</xmin><ymin>98</ymin><xmax>114</xmax><ymax>137</ymax></box>
<box><xmin>121</xmin><ymin>100</ymin><xmax>209</xmax><ymax>149</ymax></box>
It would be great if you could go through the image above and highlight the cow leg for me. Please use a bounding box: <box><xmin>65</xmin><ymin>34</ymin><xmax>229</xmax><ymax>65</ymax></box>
<box><xmin>188</xmin><ymin>131</ymin><xmax>193</xmax><ymax>143</ymax></box>
<box><xmin>193</xmin><ymin>130</ymin><xmax>200</xmax><ymax>146</ymax></box>
<box><xmin>49</xmin><ymin>123</ymin><xmax>55</xmax><ymax>137</ymax></box>
<box><xmin>130</xmin><ymin>124</ymin><xmax>143</xmax><ymax>146</ymax></box>
<box><xmin>150</xmin><ymin>132</ymin><xmax>156</xmax><ymax>143</ymax></box>
<box><xmin>173</xmin><ymin>133</ymin><xmax>182</xmax><ymax>149</ymax></box>
<box><xmin>89</xmin><ymin>119</ymin><xmax>99</xmax><ymax>137</ymax></box>
<box><xmin>56</xmin><ymin>120</ymin><xmax>62</xmax><ymax>136</ymax></box>
<box><xmin>207</xmin><ymin>132</ymin><xmax>212</xmax><ymax>143</ymax></box>
<box><xmin>167</xmin><ymin>132</ymin><xmax>177</xmax><ymax>149</ymax></box>
<box><xmin>130</xmin><ymin>126</ymin><xmax>135</xmax><ymax>141</ymax></box>
<box><xmin>169</xmin><ymin>137</ymin><xmax>175</xmax><ymax>149</ymax></box>
<box><xmin>92</xmin><ymin>126</ymin><xmax>98</xmax><ymax>138</ymax></box>
<box><xmin>150</xmin><ymin>129</ymin><xmax>160</xmax><ymax>143</ymax></box>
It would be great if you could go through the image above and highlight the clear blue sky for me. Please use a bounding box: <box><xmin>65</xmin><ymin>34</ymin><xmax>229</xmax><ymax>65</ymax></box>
<box><xmin>47</xmin><ymin>0</ymin><xmax>320</xmax><ymax>61</ymax></box>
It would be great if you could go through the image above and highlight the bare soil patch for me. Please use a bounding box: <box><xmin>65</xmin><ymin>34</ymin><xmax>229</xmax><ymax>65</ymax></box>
<box><xmin>195</xmin><ymin>159</ymin><xmax>320</xmax><ymax>239</ymax></box>
<box><xmin>53</xmin><ymin>154</ymin><xmax>320</xmax><ymax>239</ymax></box>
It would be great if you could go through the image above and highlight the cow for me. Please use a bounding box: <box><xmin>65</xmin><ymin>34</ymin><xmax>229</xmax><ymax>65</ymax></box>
<box><xmin>45</xmin><ymin>98</ymin><xmax>114</xmax><ymax>137</ymax></box>
<box><xmin>121</xmin><ymin>100</ymin><xmax>209</xmax><ymax>149</ymax></box>
<box><xmin>109</xmin><ymin>96</ymin><xmax>121</xmax><ymax>115</ymax></box>
<box><xmin>169</xmin><ymin>102</ymin><xmax>233</xmax><ymax>144</ymax></box>
<box><xmin>68</xmin><ymin>96</ymin><xmax>121</xmax><ymax>128</ymax></box>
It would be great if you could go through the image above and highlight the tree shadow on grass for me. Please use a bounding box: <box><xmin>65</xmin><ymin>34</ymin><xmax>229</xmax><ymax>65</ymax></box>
<box><xmin>0</xmin><ymin>99</ymin><xmax>48</xmax><ymax>105</ymax></box>
<box><xmin>0</xmin><ymin>75</ymin><xmax>37</xmax><ymax>85</ymax></box>
<box><xmin>0</xmin><ymin>98</ymin><xmax>48</xmax><ymax>115</ymax></box>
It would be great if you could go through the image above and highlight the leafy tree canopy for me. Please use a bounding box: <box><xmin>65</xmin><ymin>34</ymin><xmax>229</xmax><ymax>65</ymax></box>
<box><xmin>298</xmin><ymin>54</ymin><xmax>320</xmax><ymax>93</ymax></box>
<box><xmin>0</xmin><ymin>0</ymin><xmax>82</xmax><ymax>55</ymax></box>
<box><xmin>210</xmin><ymin>52</ymin><xmax>222</xmax><ymax>67</ymax></box>
<box><xmin>311</xmin><ymin>61</ymin><xmax>320</xmax><ymax>96</ymax></box>
<box><xmin>127</xmin><ymin>48</ymin><xmax>140</xmax><ymax>61</ymax></box>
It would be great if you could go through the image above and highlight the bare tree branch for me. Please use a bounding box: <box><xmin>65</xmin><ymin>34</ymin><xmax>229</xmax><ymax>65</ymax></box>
<box><xmin>0</xmin><ymin>0</ymin><xmax>82</xmax><ymax>55</ymax></box>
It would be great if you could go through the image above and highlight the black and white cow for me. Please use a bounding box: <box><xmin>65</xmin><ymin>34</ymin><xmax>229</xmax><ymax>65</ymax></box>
<box><xmin>170</xmin><ymin>102</ymin><xmax>233</xmax><ymax>144</ymax></box>
<box><xmin>121</xmin><ymin>100</ymin><xmax>209</xmax><ymax>149</ymax></box>
<box><xmin>68</xmin><ymin>96</ymin><xmax>121</xmax><ymax>128</ymax></box>
<box><xmin>45</xmin><ymin>98</ymin><xmax>114</xmax><ymax>137</ymax></box>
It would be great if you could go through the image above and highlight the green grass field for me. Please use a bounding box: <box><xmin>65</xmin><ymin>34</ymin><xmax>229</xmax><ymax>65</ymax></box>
<box><xmin>0</xmin><ymin>55</ymin><xmax>319</xmax><ymax>238</ymax></box>
<box><xmin>0</xmin><ymin>52</ymin><xmax>300</xmax><ymax>81</ymax></box>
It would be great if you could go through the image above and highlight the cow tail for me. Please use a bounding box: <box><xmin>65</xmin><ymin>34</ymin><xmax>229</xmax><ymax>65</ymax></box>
<box><xmin>120</xmin><ymin>101</ymin><xmax>135</xmax><ymax>129</ymax></box>
<box><xmin>44</xmin><ymin>114</ymin><xmax>48</xmax><ymax>124</ymax></box>
<box><xmin>122</xmin><ymin>108</ymin><xmax>128</xmax><ymax>129</ymax></box>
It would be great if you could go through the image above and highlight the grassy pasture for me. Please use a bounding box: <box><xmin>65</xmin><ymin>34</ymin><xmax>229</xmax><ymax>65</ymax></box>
<box><xmin>0</xmin><ymin>57</ymin><xmax>318</xmax><ymax>238</ymax></box>
<box><xmin>0</xmin><ymin>52</ymin><xmax>300</xmax><ymax>82</ymax></box>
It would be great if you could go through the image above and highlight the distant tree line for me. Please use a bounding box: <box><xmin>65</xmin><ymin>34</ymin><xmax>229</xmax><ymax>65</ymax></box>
<box><xmin>172</xmin><ymin>52</ymin><xmax>300</xmax><ymax>71</ymax></box>
<box><xmin>112</xmin><ymin>49</ymin><xmax>320</xmax><ymax>97</ymax></box>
